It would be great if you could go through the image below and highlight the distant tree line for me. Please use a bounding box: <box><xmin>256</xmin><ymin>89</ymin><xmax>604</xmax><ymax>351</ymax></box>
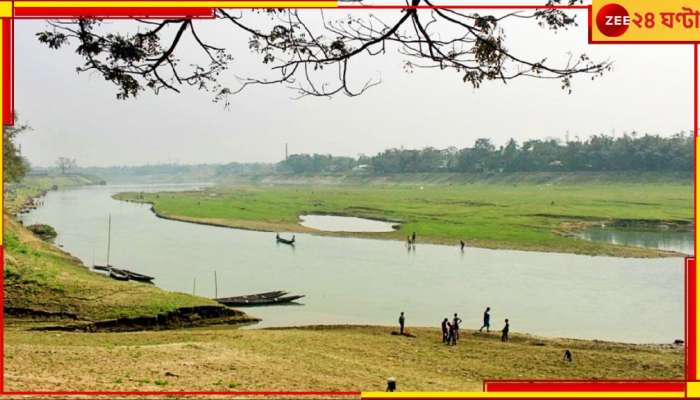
<box><xmin>278</xmin><ymin>133</ymin><xmax>692</xmax><ymax>174</ymax></box>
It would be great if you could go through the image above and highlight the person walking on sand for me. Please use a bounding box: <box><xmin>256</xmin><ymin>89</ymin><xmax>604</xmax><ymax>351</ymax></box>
<box><xmin>501</xmin><ymin>318</ymin><xmax>510</xmax><ymax>342</ymax></box>
<box><xmin>452</xmin><ymin>313</ymin><xmax>462</xmax><ymax>342</ymax></box>
<box><xmin>399</xmin><ymin>312</ymin><xmax>406</xmax><ymax>335</ymax></box>
<box><xmin>441</xmin><ymin>318</ymin><xmax>449</xmax><ymax>343</ymax></box>
<box><xmin>479</xmin><ymin>307</ymin><xmax>491</xmax><ymax>333</ymax></box>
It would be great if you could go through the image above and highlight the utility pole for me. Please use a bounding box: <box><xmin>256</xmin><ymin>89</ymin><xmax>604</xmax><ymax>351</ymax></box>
<box><xmin>285</xmin><ymin>143</ymin><xmax>288</xmax><ymax>161</ymax></box>
<box><xmin>106</xmin><ymin>214</ymin><xmax>111</xmax><ymax>266</ymax></box>
<box><xmin>214</xmin><ymin>270</ymin><xmax>218</xmax><ymax>299</ymax></box>
<box><xmin>193</xmin><ymin>278</ymin><xmax>196</xmax><ymax>296</ymax></box>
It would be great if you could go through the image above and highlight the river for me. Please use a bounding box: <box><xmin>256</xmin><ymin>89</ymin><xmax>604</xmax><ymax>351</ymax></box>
<box><xmin>20</xmin><ymin>184</ymin><xmax>686</xmax><ymax>344</ymax></box>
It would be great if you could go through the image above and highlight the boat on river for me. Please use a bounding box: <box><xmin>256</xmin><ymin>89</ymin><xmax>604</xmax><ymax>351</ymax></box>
<box><xmin>215</xmin><ymin>290</ymin><xmax>288</xmax><ymax>303</ymax></box>
<box><xmin>94</xmin><ymin>264</ymin><xmax>155</xmax><ymax>283</ymax></box>
<box><xmin>276</xmin><ymin>233</ymin><xmax>295</xmax><ymax>245</ymax></box>
<box><xmin>93</xmin><ymin>214</ymin><xmax>155</xmax><ymax>283</ymax></box>
<box><xmin>215</xmin><ymin>291</ymin><xmax>304</xmax><ymax>306</ymax></box>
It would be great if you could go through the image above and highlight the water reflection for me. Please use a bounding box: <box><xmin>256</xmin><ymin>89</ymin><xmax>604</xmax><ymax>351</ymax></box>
<box><xmin>576</xmin><ymin>228</ymin><xmax>693</xmax><ymax>255</ymax></box>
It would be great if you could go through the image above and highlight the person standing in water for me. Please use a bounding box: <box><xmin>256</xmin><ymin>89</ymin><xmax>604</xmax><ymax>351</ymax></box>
<box><xmin>460</xmin><ymin>240</ymin><xmax>465</xmax><ymax>251</ymax></box>
<box><xmin>501</xmin><ymin>318</ymin><xmax>510</xmax><ymax>342</ymax></box>
<box><xmin>411</xmin><ymin>232</ymin><xmax>416</xmax><ymax>243</ymax></box>
<box><xmin>399</xmin><ymin>312</ymin><xmax>406</xmax><ymax>335</ymax></box>
<box><xmin>479</xmin><ymin>307</ymin><xmax>491</xmax><ymax>332</ymax></box>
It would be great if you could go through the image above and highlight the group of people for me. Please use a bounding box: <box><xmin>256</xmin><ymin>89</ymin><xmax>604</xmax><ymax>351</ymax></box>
<box><xmin>440</xmin><ymin>314</ymin><xmax>462</xmax><ymax>345</ymax></box>
<box><xmin>398</xmin><ymin>307</ymin><xmax>511</xmax><ymax>345</ymax></box>
<box><xmin>406</xmin><ymin>231</ymin><xmax>417</xmax><ymax>246</ymax></box>
<box><xmin>407</xmin><ymin>232</ymin><xmax>469</xmax><ymax>253</ymax></box>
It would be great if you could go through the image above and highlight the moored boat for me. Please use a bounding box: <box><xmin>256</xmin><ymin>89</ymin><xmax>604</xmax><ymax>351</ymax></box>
<box><xmin>94</xmin><ymin>215</ymin><xmax>155</xmax><ymax>283</ymax></box>
<box><xmin>215</xmin><ymin>290</ymin><xmax>288</xmax><ymax>304</ymax></box>
<box><xmin>216</xmin><ymin>293</ymin><xmax>305</xmax><ymax>307</ymax></box>
<box><xmin>109</xmin><ymin>268</ymin><xmax>129</xmax><ymax>281</ymax></box>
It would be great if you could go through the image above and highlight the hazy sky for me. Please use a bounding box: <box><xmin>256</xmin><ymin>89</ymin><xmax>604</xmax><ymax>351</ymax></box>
<box><xmin>14</xmin><ymin>7</ymin><xmax>697</xmax><ymax>167</ymax></box>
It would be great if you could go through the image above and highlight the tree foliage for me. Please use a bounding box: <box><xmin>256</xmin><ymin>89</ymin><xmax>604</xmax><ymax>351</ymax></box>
<box><xmin>36</xmin><ymin>1</ymin><xmax>610</xmax><ymax>103</ymax></box>
<box><xmin>278</xmin><ymin>133</ymin><xmax>693</xmax><ymax>174</ymax></box>
<box><xmin>3</xmin><ymin>116</ymin><xmax>31</xmax><ymax>183</ymax></box>
<box><xmin>56</xmin><ymin>157</ymin><xmax>77</xmax><ymax>174</ymax></box>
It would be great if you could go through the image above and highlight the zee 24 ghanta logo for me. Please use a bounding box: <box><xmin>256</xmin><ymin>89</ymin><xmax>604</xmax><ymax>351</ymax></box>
<box><xmin>595</xmin><ymin>2</ymin><xmax>700</xmax><ymax>38</ymax></box>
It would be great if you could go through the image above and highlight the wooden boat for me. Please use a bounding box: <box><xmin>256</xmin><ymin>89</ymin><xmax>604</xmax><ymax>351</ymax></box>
<box><xmin>93</xmin><ymin>215</ymin><xmax>155</xmax><ymax>283</ymax></box>
<box><xmin>216</xmin><ymin>294</ymin><xmax>305</xmax><ymax>307</ymax></box>
<box><xmin>112</xmin><ymin>267</ymin><xmax>155</xmax><ymax>283</ymax></box>
<box><xmin>276</xmin><ymin>234</ymin><xmax>295</xmax><ymax>245</ymax></box>
<box><xmin>214</xmin><ymin>290</ymin><xmax>288</xmax><ymax>304</ymax></box>
<box><xmin>109</xmin><ymin>268</ymin><xmax>129</xmax><ymax>281</ymax></box>
<box><xmin>94</xmin><ymin>265</ymin><xmax>154</xmax><ymax>283</ymax></box>
<box><xmin>124</xmin><ymin>269</ymin><xmax>155</xmax><ymax>283</ymax></box>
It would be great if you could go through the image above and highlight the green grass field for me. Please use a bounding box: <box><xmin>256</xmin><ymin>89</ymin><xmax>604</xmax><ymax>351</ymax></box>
<box><xmin>116</xmin><ymin>176</ymin><xmax>692</xmax><ymax>257</ymax></box>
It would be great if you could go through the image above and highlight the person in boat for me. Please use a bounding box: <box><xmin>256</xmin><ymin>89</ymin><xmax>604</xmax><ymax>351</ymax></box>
<box><xmin>291</xmin><ymin>235</ymin><xmax>295</xmax><ymax>242</ymax></box>
<box><xmin>441</xmin><ymin>318</ymin><xmax>449</xmax><ymax>343</ymax></box>
<box><xmin>501</xmin><ymin>318</ymin><xmax>510</xmax><ymax>342</ymax></box>
<box><xmin>398</xmin><ymin>312</ymin><xmax>406</xmax><ymax>335</ymax></box>
<box><xmin>452</xmin><ymin>313</ymin><xmax>462</xmax><ymax>341</ymax></box>
<box><xmin>276</xmin><ymin>233</ymin><xmax>280</xmax><ymax>240</ymax></box>
<box><xmin>479</xmin><ymin>307</ymin><xmax>491</xmax><ymax>333</ymax></box>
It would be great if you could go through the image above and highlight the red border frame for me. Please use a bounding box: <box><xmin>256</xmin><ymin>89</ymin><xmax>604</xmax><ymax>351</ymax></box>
<box><xmin>1</xmin><ymin>3</ymin><xmax>696</xmax><ymax>397</ymax></box>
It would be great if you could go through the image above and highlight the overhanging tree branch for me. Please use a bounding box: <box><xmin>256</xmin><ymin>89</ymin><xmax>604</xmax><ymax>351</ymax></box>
<box><xmin>36</xmin><ymin>0</ymin><xmax>611</xmax><ymax>102</ymax></box>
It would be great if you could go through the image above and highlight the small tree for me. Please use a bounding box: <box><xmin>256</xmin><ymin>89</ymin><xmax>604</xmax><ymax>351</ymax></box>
<box><xmin>3</xmin><ymin>115</ymin><xmax>31</xmax><ymax>183</ymax></box>
<box><xmin>56</xmin><ymin>157</ymin><xmax>77</xmax><ymax>175</ymax></box>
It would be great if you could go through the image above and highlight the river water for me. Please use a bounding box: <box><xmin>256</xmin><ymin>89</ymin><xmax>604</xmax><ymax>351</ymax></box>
<box><xmin>576</xmin><ymin>228</ymin><xmax>693</xmax><ymax>255</ymax></box>
<box><xmin>20</xmin><ymin>184</ymin><xmax>686</xmax><ymax>343</ymax></box>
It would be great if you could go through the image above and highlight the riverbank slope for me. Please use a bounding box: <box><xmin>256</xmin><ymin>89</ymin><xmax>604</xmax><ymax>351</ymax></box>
<box><xmin>6</xmin><ymin>324</ymin><xmax>683</xmax><ymax>391</ymax></box>
<box><xmin>3</xmin><ymin>215</ymin><xmax>254</xmax><ymax>324</ymax></box>
<box><xmin>4</xmin><ymin>173</ymin><xmax>105</xmax><ymax>215</ymax></box>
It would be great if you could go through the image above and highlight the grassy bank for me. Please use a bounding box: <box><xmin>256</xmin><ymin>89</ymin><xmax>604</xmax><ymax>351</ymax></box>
<box><xmin>4</xmin><ymin>173</ymin><xmax>105</xmax><ymax>215</ymax></box>
<box><xmin>3</xmin><ymin>216</ymin><xmax>236</xmax><ymax>321</ymax></box>
<box><xmin>5</xmin><ymin>324</ymin><xmax>683</xmax><ymax>391</ymax></box>
<box><xmin>115</xmin><ymin>175</ymin><xmax>692</xmax><ymax>257</ymax></box>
